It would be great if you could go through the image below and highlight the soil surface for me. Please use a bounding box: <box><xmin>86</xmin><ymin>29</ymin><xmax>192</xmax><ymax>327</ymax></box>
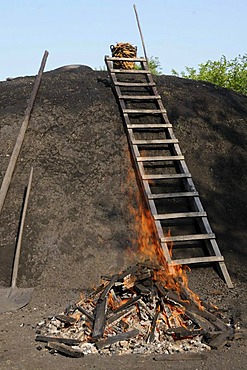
<box><xmin>0</xmin><ymin>65</ymin><xmax>246</xmax><ymax>369</ymax></box>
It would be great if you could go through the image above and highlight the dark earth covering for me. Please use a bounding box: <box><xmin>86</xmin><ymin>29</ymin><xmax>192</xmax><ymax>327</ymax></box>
<box><xmin>0</xmin><ymin>65</ymin><xmax>246</xmax><ymax>369</ymax></box>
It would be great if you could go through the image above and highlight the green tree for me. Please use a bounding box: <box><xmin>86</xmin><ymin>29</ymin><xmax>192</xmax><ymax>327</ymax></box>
<box><xmin>147</xmin><ymin>56</ymin><xmax>162</xmax><ymax>75</ymax></box>
<box><xmin>135</xmin><ymin>56</ymin><xmax>162</xmax><ymax>75</ymax></box>
<box><xmin>172</xmin><ymin>54</ymin><xmax>247</xmax><ymax>95</ymax></box>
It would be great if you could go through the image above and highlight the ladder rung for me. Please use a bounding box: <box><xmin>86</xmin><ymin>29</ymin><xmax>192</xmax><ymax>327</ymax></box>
<box><xmin>137</xmin><ymin>155</ymin><xmax>184</xmax><ymax>162</ymax></box>
<box><xmin>127</xmin><ymin>123</ymin><xmax>172</xmax><ymax>129</ymax></box>
<box><xmin>162</xmin><ymin>233</ymin><xmax>215</xmax><ymax>243</ymax></box>
<box><xmin>119</xmin><ymin>95</ymin><xmax>161</xmax><ymax>100</ymax></box>
<box><xmin>106</xmin><ymin>57</ymin><xmax>146</xmax><ymax>62</ymax></box>
<box><xmin>124</xmin><ymin>109</ymin><xmax>166</xmax><ymax>114</ymax></box>
<box><xmin>154</xmin><ymin>212</ymin><xmax>207</xmax><ymax>220</ymax></box>
<box><xmin>110</xmin><ymin>69</ymin><xmax>149</xmax><ymax>74</ymax></box>
<box><xmin>132</xmin><ymin>139</ymin><xmax>178</xmax><ymax>145</ymax></box>
<box><xmin>114</xmin><ymin>82</ymin><xmax>155</xmax><ymax>87</ymax></box>
<box><xmin>143</xmin><ymin>173</ymin><xmax>191</xmax><ymax>180</ymax></box>
<box><xmin>169</xmin><ymin>256</ymin><xmax>224</xmax><ymax>265</ymax></box>
<box><xmin>148</xmin><ymin>191</ymin><xmax>199</xmax><ymax>199</ymax></box>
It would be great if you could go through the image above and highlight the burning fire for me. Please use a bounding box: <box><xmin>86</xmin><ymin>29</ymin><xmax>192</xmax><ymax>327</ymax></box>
<box><xmin>127</xmin><ymin>170</ymin><xmax>203</xmax><ymax>310</ymax></box>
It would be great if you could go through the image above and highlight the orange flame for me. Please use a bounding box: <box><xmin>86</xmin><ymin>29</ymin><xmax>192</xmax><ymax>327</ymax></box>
<box><xmin>127</xmin><ymin>169</ymin><xmax>203</xmax><ymax>310</ymax></box>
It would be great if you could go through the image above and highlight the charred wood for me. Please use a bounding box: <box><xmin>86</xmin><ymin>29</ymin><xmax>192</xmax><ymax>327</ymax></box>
<box><xmin>95</xmin><ymin>329</ymin><xmax>139</xmax><ymax>350</ymax></box>
<box><xmin>166</xmin><ymin>326</ymin><xmax>206</xmax><ymax>339</ymax></box>
<box><xmin>147</xmin><ymin>306</ymin><xmax>160</xmax><ymax>343</ymax></box>
<box><xmin>76</xmin><ymin>305</ymin><xmax>94</xmax><ymax>322</ymax></box>
<box><xmin>208</xmin><ymin>328</ymin><xmax>234</xmax><ymax>349</ymax></box>
<box><xmin>112</xmin><ymin>295</ymin><xmax>141</xmax><ymax>314</ymax></box>
<box><xmin>92</xmin><ymin>297</ymin><xmax>107</xmax><ymax>340</ymax></box>
<box><xmin>100</xmin><ymin>274</ymin><xmax>119</xmax><ymax>300</ymax></box>
<box><xmin>35</xmin><ymin>335</ymin><xmax>81</xmax><ymax>346</ymax></box>
<box><xmin>46</xmin><ymin>342</ymin><xmax>84</xmax><ymax>358</ymax></box>
<box><xmin>107</xmin><ymin>306</ymin><xmax>136</xmax><ymax>325</ymax></box>
<box><xmin>55</xmin><ymin>314</ymin><xmax>77</xmax><ymax>325</ymax></box>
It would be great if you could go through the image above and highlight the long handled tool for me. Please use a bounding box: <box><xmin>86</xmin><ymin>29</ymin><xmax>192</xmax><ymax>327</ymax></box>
<box><xmin>0</xmin><ymin>167</ymin><xmax>34</xmax><ymax>313</ymax></box>
<box><xmin>0</xmin><ymin>50</ymin><xmax>48</xmax><ymax>215</ymax></box>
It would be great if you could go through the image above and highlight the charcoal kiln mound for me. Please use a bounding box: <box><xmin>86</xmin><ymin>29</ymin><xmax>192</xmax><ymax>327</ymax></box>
<box><xmin>0</xmin><ymin>66</ymin><xmax>246</xmax><ymax>369</ymax></box>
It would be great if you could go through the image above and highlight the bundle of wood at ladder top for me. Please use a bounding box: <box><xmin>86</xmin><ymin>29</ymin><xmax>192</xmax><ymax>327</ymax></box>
<box><xmin>110</xmin><ymin>42</ymin><xmax>137</xmax><ymax>69</ymax></box>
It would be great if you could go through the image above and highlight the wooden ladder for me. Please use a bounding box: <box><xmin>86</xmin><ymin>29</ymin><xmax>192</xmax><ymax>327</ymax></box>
<box><xmin>105</xmin><ymin>55</ymin><xmax>233</xmax><ymax>288</ymax></box>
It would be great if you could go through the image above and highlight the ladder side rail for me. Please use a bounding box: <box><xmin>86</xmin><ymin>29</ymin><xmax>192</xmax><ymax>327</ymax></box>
<box><xmin>105</xmin><ymin>58</ymin><xmax>172</xmax><ymax>262</ymax></box>
<box><xmin>105</xmin><ymin>58</ymin><xmax>171</xmax><ymax>262</ymax></box>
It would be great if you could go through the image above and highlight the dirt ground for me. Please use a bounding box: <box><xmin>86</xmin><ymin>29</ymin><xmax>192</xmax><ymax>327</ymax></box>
<box><xmin>0</xmin><ymin>65</ymin><xmax>246</xmax><ymax>369</ymax></box>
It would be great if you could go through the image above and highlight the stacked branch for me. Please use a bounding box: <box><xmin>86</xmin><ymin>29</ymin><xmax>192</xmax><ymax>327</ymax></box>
<box><xmin>110</xmin><ymin>42</ymin><xmax>137</xmax><ymax>69</ymax></box>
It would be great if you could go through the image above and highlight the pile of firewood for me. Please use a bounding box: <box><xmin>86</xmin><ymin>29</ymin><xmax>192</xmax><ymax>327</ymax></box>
<box><xmin>35</xmin><ymin>261</ymin><xmax>240</xmax><ymax>358</ymax></box>
<box><xmin>110</xmin><ymin>42</ymin><xmax>137</xmax><ymax>69</ymax></box>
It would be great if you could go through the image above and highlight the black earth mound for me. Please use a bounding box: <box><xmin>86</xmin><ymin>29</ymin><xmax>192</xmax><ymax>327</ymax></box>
<box><xmin>0</xmin><ymin>66</ymin><xmax>246</xmax><ymax>369</ymax></box>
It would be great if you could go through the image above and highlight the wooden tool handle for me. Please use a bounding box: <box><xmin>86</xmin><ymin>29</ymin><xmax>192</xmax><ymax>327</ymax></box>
<box><xmin>0</xmin><ymin>50</ymin><xmax>48</xmax><ymax>215</ymax></box>
<box><xmin>11</xmin><ymin>167</ymin><xmax>33</xmax><ymax>288</ymax></box>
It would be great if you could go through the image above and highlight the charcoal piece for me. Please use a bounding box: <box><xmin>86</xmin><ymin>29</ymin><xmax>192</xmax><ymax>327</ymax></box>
<box><xmin>155</xmin><ymin>282</ymin><xmax>168</xmax><ymax>298</ymax></box>
<box><xmin>46</xmin><ymin>342</ymin><xmax>84</xmax><ymax>358</ymax></box>
<box><xmin>119</xmin><ymin>319</ymin><xmax>129</xmax><ymax>330</ymax></box>
<box><xmin>135</xmin><ymin>282</ymin><xmax>151</xmax><ymax>295</ymax></box>
<box><xmin>138</xmin><ymin>299</ymin><xmax>154</xmax><ymax>318</ymax></box>
<box><xmin>76</xmin><ymin>305</ymin><xmax>94</xmax><ymax>322</ymax></box>
<box><xmin>55</xmin><ymin>315</ymin><xmax>77</xmax><ymax>325</ymax></box>
<box><xmin>141</xmin><ymin>278</ymin><xmax>153</xmax><ymax>289</ymax></box>
<box><xmin>95</xmin><ymin>329</ymin><xmax>139</xmax><ymax>350</ymax></box>
<box><xmin>147</xmin><ymin>309</ymin><xmax>160</xmax><ymax>343</ymax></box>
<box><xmin>100</xmin><ymin>274</ymin><xmax>119</xmax><ymax>300</ymax></box>
<box><xmin>136</xmin><ymin>270</ymin><xmax>152</xmax><ymax>281</ymax></box>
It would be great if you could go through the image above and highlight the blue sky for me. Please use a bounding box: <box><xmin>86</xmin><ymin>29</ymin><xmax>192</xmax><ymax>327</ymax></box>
<box><xmin>0</xmin><ymin>0</ymin><xmax>246</xmax><ymax>80</ymax></box>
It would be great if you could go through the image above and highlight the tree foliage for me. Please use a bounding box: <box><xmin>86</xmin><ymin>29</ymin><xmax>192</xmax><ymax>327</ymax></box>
<box><xmin>147</xmin><ymin>56</ymin><xmax>162</xmax><ymax>75</ymax></box>
<box><xmin>172</xmin><ymin>54</ymin><xmax>247</xmax><ymax>95</ymax></box>
<box><xmin>135</xmin><ymin>56</ymin><xmax>162</xmax><ymax>75</ymax></box>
